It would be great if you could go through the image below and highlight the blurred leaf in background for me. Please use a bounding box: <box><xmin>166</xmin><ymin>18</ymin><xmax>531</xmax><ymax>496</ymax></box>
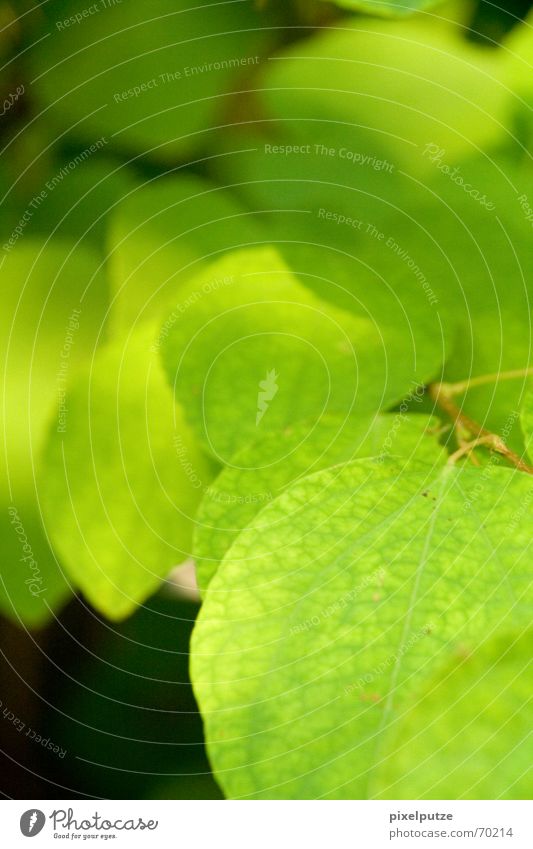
<box><xmin>40</xmin><ymin>325</ymin><xmax>217</xmax><ymax>620</ymax></box>
<box><xmin>0</xmin><ymin>240</ymin><xmax>109</xmax><ymax>625</ymax></box>
<box><xmin>29</xmin><ymin>0</ymin><xmax>279</xmax><ymax>161</ymax></box>
<box><xmin>108</xmin><ymin>174</ymin><xmax>263</xmax><ymax>335</ymax></box>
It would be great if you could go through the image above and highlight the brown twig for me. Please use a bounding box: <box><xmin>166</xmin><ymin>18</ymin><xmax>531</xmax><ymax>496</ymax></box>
<box><xmin>429</xmin><ymin>381</ymin><xmax>533</xmax><ymax>476</ymax></box>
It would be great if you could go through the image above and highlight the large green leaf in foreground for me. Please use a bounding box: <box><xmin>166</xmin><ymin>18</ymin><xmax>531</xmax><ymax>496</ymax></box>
<box><xmin>0</xmin><ymin>241</ymin><xmax>108</xmax><ymax>626</ymax></box>
<box><xmin>194</xmin><ymin>413</ymin><xmax>446</xmax><ymax>593</ymax></box>
<box><xmin>192</xmin><ymin>459</ymin><xmax>533</xmax><ymax>799</ymax></box>
<box><xmin>161</xmin><ymin>247</ymin><xmax>446</xmax><ymax>463</ymax></box>
<box><xmin>374</xmin><ymin>630</ymin><xmax>532</xmax><ymax>799</ymax></box>
<box><xmin>40</xmin><ymin>326</ymin><xmax>215</xmax><ymax>620</ymax></box>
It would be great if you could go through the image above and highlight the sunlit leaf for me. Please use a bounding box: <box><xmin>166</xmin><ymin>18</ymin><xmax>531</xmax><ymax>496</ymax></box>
<box><xmin>161</xmin><ymin>247</ymin><xmax>447</xmax><ymax>463</ymax></box>
<box><xmin>194</xmin><ymin>412</ymin><xmax>447</xmax><ymax>593</ymax></box>
<box><xmin>257</xmin><ymin>18</ymin><xmax>512</xmax><ymax>172</ymax></box>
<box><xmin>374</xmin><ymin>630</ymin><xmax>532</xmax><ymax>799</ymax></box>
<box><xmin>320</xmin><ymin>0</ymin><xmax>443</xmax><ymax>16</ymax></box>
<box><xmin>213</xmin><ymin>142</ymin><xmax>533</xmax><ymax>452</ymax></box>
<box><xmin>192</xmin><ymin>459</ymin><xmax>533</xmax><ymax>799</ymax></box>
<box><xmin>40</xmin><ymin>325</ymin><xmax>216</xmax><ymax>620</ymax></box>
<box><xmin>0</xmin><ymin>240</ymin><xmax>109</xmax><ymax>626</ymax></box>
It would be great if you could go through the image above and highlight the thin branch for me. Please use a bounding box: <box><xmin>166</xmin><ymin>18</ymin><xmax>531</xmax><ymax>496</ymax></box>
<box><xmin>448</xmin><ymin>436</ymin><xmax>498</xmax><ymax>465</ymax></box>
<box><xmin>428</xmin><ymin>383</ymin><xmax>487</xmax><ymax>438</ymax></box>
<box><xmin>429</xmin><ymin>382</ymin><xmax>533</xmax><ymax>476</ymax></box>
<box><xmin>442</xmin><ymin>367</ymin><xmax>533</xmax><ymax>396</ymax></box>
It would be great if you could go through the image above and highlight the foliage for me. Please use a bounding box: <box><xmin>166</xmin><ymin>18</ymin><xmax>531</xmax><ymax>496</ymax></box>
<box><xmin>192</xmin><ymin>459</ymin><xmax>532</xmax><ymax>799</ymax></box>
<box><xmin>193</xmin><ymin>412</ymin><xmax>447</xmax><ymax>593</ymax></box>
<box><xmin>0</xmin><ymin>0</ymin><xmax>532</xmax><ymax>801</ymax></box>
<box><xmin>160</xmin><ymin>247</ymin><xmax>446</xmax><ymax>461</ymax></box>
<box><xmin>0</xmin><ymin>241</ymin><xmax>108</xmax><ymax>624</ymax></box>
<box><xmin>40</xmin><ymin>325</ymin><xmax>216</xmax><ymax>620</ymax></box>
<box><xmin>321</xmin><ymin>0</ymin><xmax>443</xmax><ymax>14</ymax></box>
<box><xmin>29</xmin><ymin>0</ymin><xmax>277</xmax><ymax>161</ymax></box>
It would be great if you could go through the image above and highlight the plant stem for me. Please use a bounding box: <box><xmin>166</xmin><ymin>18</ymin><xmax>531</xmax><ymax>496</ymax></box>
<box><xmin>447</xmin><ymin>436</ymin><xmax>498</xmax><ymax>465</ymax></box>
<box><xmin>442</xmin><ymin>367</ymin><xmax>533</xmax><ymax>396</ymax></box>
<box><xmin>428</xmin><ymin>383</ymin><xmax>487</xmax><ymax>438</ymax></box>
<box><xmin>429</xmin><ymin>381</ymin><xmax>533</xmax><ymax>475</ymax></box>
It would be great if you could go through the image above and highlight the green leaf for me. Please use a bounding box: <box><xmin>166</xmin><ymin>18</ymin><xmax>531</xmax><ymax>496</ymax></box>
<box><xmin>427</xmin><ymin>156</ymin><xmax>533</xmax><ymax>453</ymax></box>
<box><xmin>160</xmin><ymin>247</ymin><xmax>446</xmax><ymax>463</ymax></box>
<box><xmin>209</xmin><ymin>142</ymin><xmax>532</xmax><ymax>460</ymax></box>
<box><xmin>319</xmin><ymin>0</ymin><xmax>443</xmax><ymax>16</ymax></box>
<box><xmin>215</xmin><ymin>148</ymin><xmax>533</xmax><ymax>452</ymax></box>
<box><xmin>205</xmin><ymin>138</ymin><xmax>459</xmax><ymax>389</ymax></box>
<box><xmin>505</xmin><ymin>11</ymin><xmax>533</xmax><ymax>152</ymax></box>
<box><xmin>521</xmin><ymin>386</ymin><xmax>533</xmax><ymax>461</ymax></box>
<box><xmin>194</xmin><ymin>412</ymin><xmax>447</xmax><ymax>593</ymax></box>
<box><xmin>30</xmin><ymin>0</ymin><xmax>274</xmax><ymax>161</ymax></box>
<box><xmin>108</xmin><ymin>175</ymin><xmax>262</xmax><ymax>335</ymax></box>
<box><xmin>0</xmin><ymin>240</ymin><xmax>109</xmax><ymax>626</ymax></box>
<box><xmin>502</xmin><ymin>10</ymin><xmax>533</xmax><ymax>102</ymax></box>
<box><xmin>40</xmin><ymin>325</ymin><xmax>216</xmax><ymax>621</ymax></box>
<box><xmin>0</xmin><ymin>506</ymin><xmax>67</xmax><ymax>628</ymax></box>
<box><xmin>192</xmin><ymin>459</ymin><xmax>533</xmax><ymax>799</ymax></box>
<box><xmin>256</xmin><ymin>18</ymin><xmax>512</xmax><ymax>173</ymax></box>
<box><xmin>374</xmin><ymin>629</ymin><xmax>532</xmax><ymax>799</ymax></box>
